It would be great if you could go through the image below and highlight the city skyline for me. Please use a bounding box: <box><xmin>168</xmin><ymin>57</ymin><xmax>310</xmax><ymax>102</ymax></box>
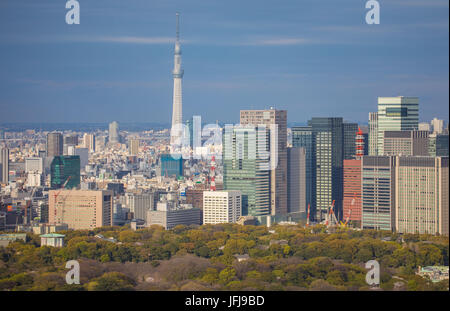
<box><xmin>0</xmin><ymin>0</ymin><xmax>448</xmax><ymax>125</ymax></box>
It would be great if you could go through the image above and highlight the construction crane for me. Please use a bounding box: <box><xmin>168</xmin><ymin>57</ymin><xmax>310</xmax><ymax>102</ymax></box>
<box><xmin>52</xmin><ymin>176</ymin><xmax>72</xmax><ymax>224</ymax></box>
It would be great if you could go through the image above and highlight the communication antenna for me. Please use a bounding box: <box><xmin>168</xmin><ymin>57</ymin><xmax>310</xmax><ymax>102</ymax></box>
<box><xmin>176</xmin><ymin>12</ymin><xmax>180</xmax><ymax>42</ymax></box>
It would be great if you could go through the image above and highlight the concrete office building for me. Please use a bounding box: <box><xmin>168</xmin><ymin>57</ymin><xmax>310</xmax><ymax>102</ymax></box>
<box><xmin>25</xmin><ymin>157</ymin><xmax>43</xmax><ymax>174</ymax></box>
<box><xmin>129</xmin><ymin>139</ymin><xmax>140</xmax><ymax>156</ymax></box>
<box><xmin>292</xmin><ymin>126</ymin><xmax>313</xmax><ymax>214</ymax></box>
<box><xmin>67</xmin><ymin>146</ymin><xmax>89</xmax><ymax>170</ymax></box>
<box><xmin>361</xmin><ymin>156</ymin><xmax>396</xmax><ymax>231</ymax></box>
<box><xmin>186</xmin><ymin>187</ymin><xmax>207</xmax><ymax>210</ymax></box>
<box><xmin>395</xmin><ymin>156</ymin><xmax>448</xmax><ymax>236</ymax></box>
<box><xmin>48</xmin><ymin>190</ymin><xmax>113</xmax><ymax>230</ymax></box>
<box><xmin>0</xmin><ymin>147</ymin><xmax>9</xmax><ymax>184</ymax></box>
<box><xmin>343</xmin><ymin>159</ymin><xmax>362</xmax><ymax>226</ymax></box>
<box><xmin>287</xmin><ymin>147</ymin><xmax>306</xmax><ymax>214</ymax></box>
<box><xmin>432</xmin><ymin>118</ymin><xmax>444</xmax><ymax>134</ymax></box>
<box><xmin>223</xmin><ymin>125</ymin><xmax>270</xmax><ymax>217</ymax></box>
<box><xmin>240</xmin><ymin>109</ymin><xmax>288</xmax><ymax>216</ymax></box>
<box><xmin>46</xmin><ymin>132</ymin><xmax>63</xmax><ymax>157</ymax></box>
<box><xmin>419</xmin><ymin>122</ymin><xmax>431</xmax><ymax>132</ymax></box>
<box><xmin>126</xmin><ymin>192</ymin><xmax>155</xmax><ymax>222</ymax></box>
<box><xmin>369</xmin><ymin>112</ymin><xmax>379</xmax><ymax>156</ymax></box>
<box><xmin>308</xmin><ymin>117</ymin><xmax>344</xmax><ymax>221</ymax></box>
<box><xmin>109</xmin><ymin>121</ymin><xmax>119</xmax><ymax>145</ymax></box>
<box><xmin>383</xmin><ymin>130</ymin><xmax>429</xmax><ymax>156</ymax></box>
<box><xmin>147</xmin><ymin>202</ymin><xmax>201</xmax><ymax>230</ymax></box>
<box><xmin>377</xmin><ymin>96</ymin><xmax>419</xmax><ymax>156</ymax></box>
<box><xmin>203</xmin><ymin>190</ymin><xmax>242</xmax><ymax>224</ymax></box>
<box><xmin>83</xmin><ymin>133</ymin><xmax>96</xmax><ymax>152</ymax></box>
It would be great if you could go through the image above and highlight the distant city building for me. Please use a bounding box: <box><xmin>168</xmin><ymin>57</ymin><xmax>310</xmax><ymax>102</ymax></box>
<box><xmin>25</xmin><ymin>157</ymin><xmax>43</xmax><ymax>174</ymax></box>
<box><xmin>0</xmin><ymin>147</ymin><xmax>9</xmax><ymax>184</ymax></box>
<box><xmin>46</xmin><ymin>132</ymin><xmax>63</xmax><ymax>157</ymax></box>
<box><xmin>343</xmin><ymin>123</ymin><xmax>358</xmax><ymax>160</ymax></box>
<box><xmin>240</xmin><ymin>109</ymin><xmax>288</xmax><ymax>216</ymax></box>
<box><xmin>129</xmin><ymin>139</ymin><xmax>140</xmax><ymax>156</ymax></box>
<box><xmin>109</xmin><ymin>121</ymin><xmax>119</xmax><ymax>145</ymax></box>
<box><xmin>170</xmin><ymin>13</ymin><xmax>184</xmax><ymax>146</ymax></box>
<box><xmin>68</xmin><ymin>146</ymin><xmax>89</xmax><ymax>170</ymax></box>
<box><xmin>48</xmin><ymin>189</ymin><xmax>113</xmax><ymax>230</ymax></box>
<box><xmin>287</xmin><ymin>147</ymin><xmax>306</xmax><ymax>214</ymax></box>
<box><xmin>83</xmin><ymin>133</ymin><xmax>96</xmax><ymax>152</ymax></box>
<box><xmin>377</xmin><ymin>96</ymin><xmax>419</xmax><ymax>156</ymax></box>
<box><xmin>431</xmin><ymin>118</ymin><xmax>444</xmax><ymax>134</ymax></box>
<box><xmin>147</xmin><ymin>203</ymin><xmax>201</xmax><ymax>230</ymax></box>
<box><xmin>369</xmin><ymin>112</ymin><xmax>378</xmax><ymax>156</ymax></box>
<box><xmin>308</xmin><ymin>117</ymin><xmax>344</xmax><ymax>221</ymax></box>
<box><xmin>292</xmin><ymin>126</ymin><xmax>313</xmax><ymax>214</ymax></box>
<box><xmin>343</xmin><ymin>159</ymin><xmax>362</xmax><ymax>227</ymax></box>
<box><xmin>361</xmin><ymin>156</ymin><xmax>395</xmax><ymax>231</ymax></box>
<box><xmin>50</xmin><ymin>155</ymin><xmax>80</xmax><ymax>189</ymax></box>
<box><xmin>428</xmin><ymin>133</ymin><xmax>449</xmax><ymax>157</ymax></box>
<box><xmin>64</xmin><ymin>134</ymin><xmax>78</xmax><ymax>146</ymax></box>
<box><xmin>126</xmin><ymin>192</ymin><xmax>155</xmax><ymax>222</ymax></box>
<box><xmin>395</xmin><ymin>156</ymin><xmax>448</xmax><ymax>236</ymax></box>
<box><xmin>418</xmin><ymin>122</ymin><xmax>431</xmax><ymax>132</ymax></box>
<box><xmin>186</xmin><ymin>188</ymin><xmax>206</xmax><ymax>210</ymax></box>
<box><xmin>203</xmin><ymin>190</ymin><xmax>242</xmax><ymax>224</ymax></box>
<box><xmin>223</xmin><ymin>126</ymin><xmax>270</xmax><ymax>217</ymax></box>
<box><xmin>160</xmin><ymin>154</ymin><xmax>183</xmax><ymax>178</ymax></box>
<box><xmin>40</xmin><ymin>233</ymin><xmax>65</xmax><ymax>247</ymax></box>
<box><xmin>383</xmin><ymin>130</ymin><xmax>429</xmax><ymax>156</ymax></box>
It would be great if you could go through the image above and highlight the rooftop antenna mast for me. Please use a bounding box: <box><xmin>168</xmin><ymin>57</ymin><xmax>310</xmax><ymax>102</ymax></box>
<box><xmin>176</xmin><ymin>12</ymin><xmax>180</xmax><ymax>43</ymax></box>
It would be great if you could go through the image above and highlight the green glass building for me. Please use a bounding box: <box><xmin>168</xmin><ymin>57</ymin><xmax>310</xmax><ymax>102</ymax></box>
<box><xmin>223</xmin><ymin>126</ymin><xmax>270</xmax><ymax>216</ymax></box>
<box><xmin>50</xmin><ymin>155</ymin><xmax>80</xmax><ymax>189</ymax></box>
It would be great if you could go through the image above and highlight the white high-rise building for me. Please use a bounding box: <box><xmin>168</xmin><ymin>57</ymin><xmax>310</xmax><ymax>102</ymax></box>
<box><xmin>377</xmin><ymin>96</ymin><xmax>419</xmax><ymax>155</ymax></box>
<box><xmin>203</xmin><ymin>191</ymin><xmax>242</xmax><ymax>224</ymax></box>
<box><xmin>83</xmin><ymin>133</ymin><xmax>95</xmax><ymax>152</ymax></box>
<box><xmin>431</xmin><ymin>118</ymin><xmax>444</xmax><ymax>134</ymax></box>
<box><xmin>170</xmin><ymin>13</ymin><xmax>184</xmax><ymax>146</ymax></box>
<box><xmin>109</xmin><ymin>121</ymin><xmax>119</xmax><ymax>145</ymax></box>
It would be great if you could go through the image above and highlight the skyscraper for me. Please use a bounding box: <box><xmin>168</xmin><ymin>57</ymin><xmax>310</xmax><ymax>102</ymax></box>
<box><xmin>377</xmin><ymin>96</ymin><xmax>419</xmax><ymax>155</ymax></box>
<box><xmin>223</xmin><ymin>126</ymin><xmax>270</xmax><ymax>217</ymax></box>
<box><xmin>309</xmin><ymin>117</ymin><xmax>344</xmax><ymax>221</ymax></box>
<box><xmin>292</xmin><ymin>126</ymin><xmax>313</xmax><ymax>214</ymax></box>
<box><xmin>129</xmin><ymin>139</ymin><xmax>140</xmax><ymax>156</ymax></box>
<box><xmin>361</xmin><ymin>156</ymin><xmax>396</xmax><ymax>231</ymax></box>
<box><xmin>0</xmin><ymin>147</ymin><xmax>9</xmax><ymax>184</ymax></box>
<box><xmin>343</xmin><ymin>122</ymin><xmax>358</xmax><ymax>160</ymax></box>
<box><xmin>83</xmin><ymin>133</ymin><xmax>95</xmax><ymax>152</ymax></box>
<box><xmin>383</xmin><ymin>130</ymin><xmax>429</xmax><ymax>156</ymax></box>
<box><xmin>240</xmin><ymin>109</ymin><xmax>288</xmax><ymax>216</ymax></box>
<box><xmin>170</xmin><ymin>12</ymin><xmax>184</xmax><ymax>145</ymax></box>
<box><xmin>46</xmin><ymin>132</ymin><xmax>63</xmax><ymax>157</ymax></box>
<box><xmin>287</xmin><ymin>147</ymin><xmax>306</xmax><ymax>214</ymax></box>
<box><xmin>109</xmin><ymin>121</ymin><xmax>119</xmax><ymax>145</ymax></box>
<box><xmin>368</xmin><ymin>112</ymin><xmax>378</xmax><ymax>155</ymax></box>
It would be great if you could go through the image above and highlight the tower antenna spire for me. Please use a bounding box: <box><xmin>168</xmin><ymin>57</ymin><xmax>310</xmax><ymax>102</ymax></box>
<box><xmin>176</xmin><ymin>12</ymin><xmax>180</xmax><ymax>42</ymax></box>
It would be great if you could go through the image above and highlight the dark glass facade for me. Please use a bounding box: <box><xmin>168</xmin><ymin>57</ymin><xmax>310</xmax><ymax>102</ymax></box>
<box><xmin>50</xmin><ymin>155</ymin><xmax>80</xmax><ymax>189</ymax></box>
<box><xmin>160</xmin><ymin>154</ymin><xmax>183</xmax><ymax>178</ymax></box>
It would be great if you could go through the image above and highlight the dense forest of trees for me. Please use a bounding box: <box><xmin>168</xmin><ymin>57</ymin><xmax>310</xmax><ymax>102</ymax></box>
<box><xmin>0</xmin><ymin>224</ymin><xmax>448</xmax><ymax>291</ymax></box>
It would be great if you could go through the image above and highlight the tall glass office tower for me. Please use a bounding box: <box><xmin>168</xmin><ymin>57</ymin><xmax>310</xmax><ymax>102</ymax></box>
<box><xmin>308</xmin><ymin>117</ymin><xmax>344</xmax><ymax>221</ymax></box>
<box><xmin>377</xmin><ymin>96</ymin><xmax>419</xmax><ymax>155</ymax></box>
<box><xmin>223</xmin><ymin>126</ymin><xmax>270</xmax><ymax>216</ymax></box>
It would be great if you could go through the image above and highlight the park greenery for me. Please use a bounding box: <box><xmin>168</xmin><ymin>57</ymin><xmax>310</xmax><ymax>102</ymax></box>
<box><xmin>0</xmin><ymin>224</ymin><xmax>448</xmax><ymax>291</ymax></box>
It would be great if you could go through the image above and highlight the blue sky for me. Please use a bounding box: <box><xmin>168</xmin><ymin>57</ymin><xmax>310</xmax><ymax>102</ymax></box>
<box><xmin>0</xmin><ymin>0</ymin><xmax>448</xmax><ymax>125</ymax></box>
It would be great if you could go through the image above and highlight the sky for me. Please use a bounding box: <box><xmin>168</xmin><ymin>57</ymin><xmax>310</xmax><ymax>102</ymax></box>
<box><xmin>0</xmin><ymin>0</ymin><xmax>448</xmax><ymax>125</ymax></box>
